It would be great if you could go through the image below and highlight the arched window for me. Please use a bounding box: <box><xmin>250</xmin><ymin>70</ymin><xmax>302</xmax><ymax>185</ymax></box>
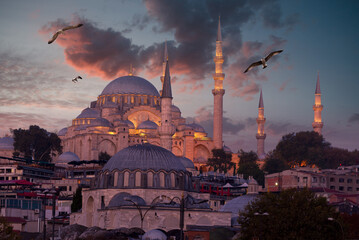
<box><xmin>114</xmin><ymin>172</ymin><xmax>118</xmax><ymax>187</ymax></box>
<box><xmin>171</xmin><ymin>173</ymin><xmax>175</xmax><ymax>188</ymax></box>
<box><xmin>135</xmin><ymin>171</ymin><xmax>141</xmax><ymax>187</ymax></box>
<box><xmin>124</xmin><ymin>172</ymin><xmax>129</xmax><ymax>187</ymax></box>
<box><xmin>160</xmin><ymin>172</ymin><xmax>165</xmax><ymax>188</ymax></box>
<box><xmin>147</xmin><ymin>172</ymin><xmax>153</xmax><ymax>187</ymax></box>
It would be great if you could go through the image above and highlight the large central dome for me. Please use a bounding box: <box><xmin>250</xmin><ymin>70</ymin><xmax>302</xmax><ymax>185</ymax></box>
<box><xmin>100</xmin><ymin>76</ymin><xmax>160</xmax><ymax>97</ymax></box>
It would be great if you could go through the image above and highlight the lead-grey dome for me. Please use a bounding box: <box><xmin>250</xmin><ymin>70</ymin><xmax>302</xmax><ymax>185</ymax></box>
<box><xmin>187</xmin><ymin>123</ymin><xmax>205</xmax><ymax>133</ymax></box>
<box><xmin>108</xmin><ymin>192</ymin><xmax>146</xmax><ymax>208</ymax></box>
<box><xmin>100</xmin><ymin>76</ymin><xmax>160</xmax><ymax>97</ymax></box>
<box><xmin>56</xmin><ymin>151</ymin><xmax>80</xmax><ymax>166</ymax></box>
<box><xmin>58</xmin><ymin>128</ymin><xmax>68</xmax><ymax>136</ymax></box>
<box><xmin>76</xmin><ymin>108</ymin><xmax>100</xmax><ymax>119</ymax></box>
<box><xmin>179</xmin><ymin>157</ymin><xmax>195</xmax><ymax>169</ymax></box>
<box><xmin>137</xmin><ymin>120</ymin><xmax>158</xmax><ymax>129</ymax></box>
<box><xmin>102</xmin><ymin>143</ymin><xmax>186</xmax><ymax>172</ymax></box>
<box><xmin>142</xmin><ymin>229</ymin><xmax>167</xmax><ymax>240</ymax></box>
<box><xmin>89</xmin><ymin>118</ymin><xmax>113</xmax><ymax>127</ymax></box>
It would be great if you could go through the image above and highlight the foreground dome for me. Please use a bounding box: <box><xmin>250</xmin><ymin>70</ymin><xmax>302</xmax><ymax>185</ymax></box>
<box><xmin>100</xmin><ymin>76</ymin><xmax>160</xmax><ymax>97</ymax></box>
<box><xmin>102</xmin><ymin>143</ymin><xmax>186</xmax><ymax>172</ymax></box>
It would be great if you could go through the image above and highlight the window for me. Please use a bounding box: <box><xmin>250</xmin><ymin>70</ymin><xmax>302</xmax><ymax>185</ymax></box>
<box><xmin>330</xmin><ymin>177</ymin><xmax>335</xmax><ymax>182</ymax></box>
<box><xmin>6</xmin><ymin>169</ymin><xmax>11</xmax><ymax>173</ymax></box>
<box><xmin>0</xmin><ymin>169</ymin><xmax>4</xmax><ymax>173</ymax></box>
<box><xmin>339</xmin><ymin>178</ymin><xmax>344</xmax><ymax>183</ymax></box>
<box><xmin>339</xmin><ymin>186</ymin><xmax>344</xmax><ymax>191</ymax></box>
<box><xmin>312</xmin><ymin>177</ymin><xmax>317</xmax><ymax>183</ymax></box>
<box><xmin>356</xmin><ymin>179</ymin><xmax>359</xmax><ymax>184</ymax></box>
<box><xmin>348</xmin><ymin>187</ymin><xmax>353</xmax><ymax>191</ymax></box>
<box><xmin>347</xmin><ymin>179</ymin><xmax>353</xmax><ymax>183</ymax></box>
<box><xmin>330</xmin><ymin>186</ymin><xmax>335</xmax><ymax>190</ymax></box>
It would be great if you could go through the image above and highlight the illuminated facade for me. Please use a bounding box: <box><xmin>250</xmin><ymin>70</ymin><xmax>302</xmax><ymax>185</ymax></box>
<box><xmin>256</xmin><ymin>90</ymin><xmax>266</xmax><ymax>160</ymax></box>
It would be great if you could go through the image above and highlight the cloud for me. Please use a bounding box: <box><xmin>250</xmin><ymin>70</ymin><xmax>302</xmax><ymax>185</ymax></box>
<box><xmin>0</xmin><ymin>112</ymin><xmax>70</xmax><ymax>135</ymax></box>
<box><xmin>348</xmin><ymin>113</ymin><xmax>359</xmax><ymax>123</ymax></box>
<box><xmin>0</xmin><ymin>51</ymin><xmax>91</xmax><ymax>109</ymax></box>
<box><xmin>39</xmin><ymin>0</ymin><xmax>296</xmax><ymax>100</ymax></box>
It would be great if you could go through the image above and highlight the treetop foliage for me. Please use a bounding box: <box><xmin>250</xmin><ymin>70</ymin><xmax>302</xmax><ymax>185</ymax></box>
<box><xmin>207</xmin><ymin>148</ymin><xmax>234</xmax><ymax>173</ymax></box>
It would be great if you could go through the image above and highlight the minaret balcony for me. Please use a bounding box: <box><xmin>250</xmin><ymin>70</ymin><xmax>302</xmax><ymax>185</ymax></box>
<box><xmin>312</xmin><ymin>105</ymin><xmax>323</xmax><ymax>111</ymax></box>
<box><xmin>212</xmin><ymin>73</ymin><xmax>225</xmax><ymax>81</ymax></box>
<box><xmin>312</xmin><ymin>122</ymin><xmax>323</xmax><ymax>128</ymax></box>
<box><xmin>256</xmin><ymin>133</ymin><xmax>266</xmax><ymax>139</ymax></box>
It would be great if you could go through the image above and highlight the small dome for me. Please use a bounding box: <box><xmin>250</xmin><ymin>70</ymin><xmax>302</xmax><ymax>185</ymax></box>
<box><xmin>179</xmin><ymin>157</ymin><xmax>195</xmax><ymax>169</ymax></box>
<box><xmin>102</xmin><ymin>143</ymin><xmax>186</xmax><ymax>172</ymax></box>
<box><xmin>124</xmin><ymin>120</ymin><xmax>135</xmax><ymax>129</ymax></box>
<box><xmin>137</xmin><ymin>120</ymin><xmax>158</xmax><ymax>130</ymax></box>
<box><xmin>108</xmin><ymin>192</ymin><xmax>146</xmax><ymax>208</ymax></box>
<box><xmin>113</xmin><ymin>119</ymin><xmax>129</xmax><ymax>127</ymax></box>
<box><xmin>89</xmin><ymin>118</ymin><xmax>112</xmax><ymax>127</ymax></box>
<box><xmin>171</xmin><ymin>105</ymin><xmax>181</xmax><ymax>112</ymax></box>
<box><xmin>186</xmin><ymin>123</ymin><xmax>205</xmax><ymax>133</ymax></box>
<box><xmin>57</xmin><ymin>151</ymin><xmax>80</xmax><ymax>165</ymax></box>
<box><xmin>58</xmin><ymin>128</ymin><xmax>68</xmax><ymax>136</ymax></box>
<box><xmin>220</xmin><ymin>194</ymin><xmax>258</xmax><ymax>217</ymax></box>
<box><xmin>100</xmin><ymin>76</ymin><xmax>160</xmax><ymax>97</ymax></box>
<box><xmin>76</xmin><ymin>108</ymin><xmax>100</xmax><ymax>119</ymax></box>
<box><xmin>0</xmin><ymin>137</ymin><xmax>14</xmax><ymax>150</ymax></box>
<box><xmin>142</xmin><ymin>229</ymin><xmax>167</xmax><ymax>240</ymax></box>
<box><xmin>177</xmin><ymin>124</ymin><xmax>192</xmax><ymax>131</ymax></box>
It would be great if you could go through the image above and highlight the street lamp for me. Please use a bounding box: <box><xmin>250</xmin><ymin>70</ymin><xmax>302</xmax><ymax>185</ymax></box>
<box><xmin>165</xmin><ymin>193</ymin><xmax>208</xmax><ymax>240</ymax></box>
<box><xmin>124</xmin><ymin>195</ymin><xmax>163</xmax><ymax>229</ymax></box>
<box><xmin>328</xmin><ymin>217</ymin><xmax>344</xmax><ymax>240</ymax></box>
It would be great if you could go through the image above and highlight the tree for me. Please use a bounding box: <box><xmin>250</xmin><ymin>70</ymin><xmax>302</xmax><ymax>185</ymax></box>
<box><xmin>98</xmin><ymin>151</ymin><xmax>111</xmax><ymax>165</ymax></box>
<box><xmin>237</xmin><ymin>188</ymin><xmax>346</xmax><ymax>240</ymax></box>
<box><xmin>273</xmin><ymin>131</ymin><xmax>330</xmax><ymax>168</ymax></box>
<box><xmin>263</xmin><ymin>151</ymin><xmax>289</xmax><ymax>174</ymax></box>
<box><xmin>71</xmin><ymin>187</ymin><xmax>82</xmax><ymax>213</ymax></box>
<box><xmin>237</xmin><ymin>150</ymin><xmax>265</xmax><ymax>186</ymax></box>
<box><xmin>0</xmin><ymin>217</ymin><xmax>20</xmax><ymax>240</ymax></box>
<box><xmin>11</xmin><ymin>125</ymin><xmax>62</xmax><ymax>163</ymax></box>
<box><xmin>207</xmin><ymin>149</ymin><xmax>234</xmax><ymax>173</ymax></box>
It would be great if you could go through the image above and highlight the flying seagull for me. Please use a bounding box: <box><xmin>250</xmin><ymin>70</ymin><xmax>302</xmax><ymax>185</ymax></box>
<box><xmin>244</xmin><ymin>50</ymin><xmax>283</xmax><ymax>73</ymax></box>
<box><xmin>72</xmin><ymin>76</ymin><xmax>82</xmax><ymax>83</ymax></box>
<box><xmin>48</xmin><ymin>23</ymin><xmax>83</xmax><ymax>44</ymax></box>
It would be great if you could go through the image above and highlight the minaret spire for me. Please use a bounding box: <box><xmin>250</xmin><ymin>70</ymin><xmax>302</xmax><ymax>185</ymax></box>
<box><xmin>161</xmin><ymin>41</ymin><xmax>168</xmax><ymax>86</ymax></box>
<box><xmin>256</xmin><ymin>89</ymin><xmax>266</xmax><ymax>159</ymax></box>
<box><xmin>212</xmin><ymin>16</ymin><xmax>225</xmax><ymax>149</ymax></box>
<box><xmin>158</xmin><ymin>60</ymin><xmax>175</xmax><ymax>151</ymax></box>
<box><xmin>312</xmin><ymin>72</ymin><xmax>324</xmax><ymax>135</ymax></box>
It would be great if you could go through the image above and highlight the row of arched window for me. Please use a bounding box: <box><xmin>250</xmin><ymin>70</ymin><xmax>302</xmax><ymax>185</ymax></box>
<box><xmin>97</xmin><ymin>94</ymin><xmax>160</xmax><ymax>107</ymax></box>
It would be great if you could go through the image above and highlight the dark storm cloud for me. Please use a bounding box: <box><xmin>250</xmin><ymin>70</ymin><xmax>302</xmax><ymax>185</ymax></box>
<box><xmin>0</xmin><ymin>51</ymin><xmax>90</xmax><ymax>108</ymax></box>
<box><xmin>348</xmin><ymin>113</ymin><xmax>359</xmax><ymax>123</ymax></box>
<box><xmin>40</xmin><ymin>0</ymin><xmax>297</xmax><ymax>98</ymax></box>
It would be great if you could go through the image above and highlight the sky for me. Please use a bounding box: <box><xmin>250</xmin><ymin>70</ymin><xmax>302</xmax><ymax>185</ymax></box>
<box><xmin>0</xmin><ymin>0</ymin><xmax>358</xmax><ymax>153</ymax></box>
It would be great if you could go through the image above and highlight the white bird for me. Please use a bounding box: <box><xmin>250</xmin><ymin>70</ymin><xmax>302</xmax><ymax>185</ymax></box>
<box><xmin>72</xmin><ymin>76</ymin><xmax>82</xmax><ymax>83</ymax></box>
<box><xmin>244</xmin><ymin>50</ymin><xmax>283</xmax><ymax>73</ymax></box>
<box><xmin>48</xmin><ymin>23</ymin><xmax>83</xmax><ymax>44</ymax></box>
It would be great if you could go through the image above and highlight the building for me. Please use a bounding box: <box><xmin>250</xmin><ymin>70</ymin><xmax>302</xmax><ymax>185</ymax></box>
<box><xmin>70</xmin><ymin>143</ymin><xmax>232</xmax><ymax>231</ymax></box>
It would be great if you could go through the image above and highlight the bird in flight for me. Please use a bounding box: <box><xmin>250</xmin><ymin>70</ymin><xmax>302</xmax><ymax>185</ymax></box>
<box><xmin>72</xmin><ymin>76</ymin><xmax>82</xmax><ymax>83</ymax></box>
<box><xmin>244</xmin><ymin>50</ymin><xmax>283</xmax><ymax>73</ymax></box>
<box><xmin>48</xmin><ymin>23</ymin><xmax>83</xmax><ymax>44</ymax></box>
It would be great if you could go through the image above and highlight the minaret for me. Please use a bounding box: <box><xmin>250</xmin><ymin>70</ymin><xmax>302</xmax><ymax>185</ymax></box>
<box><xmin>158</xmin><ymin>60</ymin><xmax>176</xmax><ymax>151</ymax></box>
<box><xmin>212</xmin><ymin>17</ymin><xmax>225</xmax><ymax>149</ymax></box>
<box><xmin>160</xmin><ymin>41</ymin><xmax>168</xmax><ymax>86</ymax></box>
<box><xmin>256</xmin><ymin>89</ymin><xmax>266</xmax><ymax>159</ymax></box>
<box><xmin>312</xmin><ymin>73</ymin><xmax>323</xmax><ymax>135</ymax></box>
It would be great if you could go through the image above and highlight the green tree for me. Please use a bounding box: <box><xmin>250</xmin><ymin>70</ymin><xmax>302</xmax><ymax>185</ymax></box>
<box><xmin>98</xmin><ymin>151</ymin><xmax>111</xmax><ymax>165</ymax></box>
<box><xmin>71</xmin><ymin>187</ymin><xmax>82</xmax><ymax>213</ymax></box>
<box><xmin>207</xmin><ymin>149</ymin><xmax>234</xmax><ymax>173</ymax></box>
<box><xmin>237</xmin><ymin>150</ymin><xmax>265</xmax><ymax>186</ymax></box>
<box><xmin>263</xmin><ymin>151</ymin><xmax>289</xmax><ymax>174</ymax></box>
<box><xmin>237</xmin><ymin>188</ymin><xmax>345</xmax><ymax>240</ymax></box>
<box><xmin>273</xmin><ymin>131</ymin><xmax>330</xmax><ymax>167</ymax></box>
<box><xmin>0</xmin><ymin>217</ymin><xmax>20</xmax><ymax>240</ymax></box>
<box><xmin>11</xmin><ymin>125</ymin><xmax>62</xmax><ymax>163</ymax></box>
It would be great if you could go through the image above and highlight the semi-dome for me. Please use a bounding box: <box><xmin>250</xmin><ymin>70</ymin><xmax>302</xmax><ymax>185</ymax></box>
<box><xmin>137</xmin><ymin>120</ymin><xmax>158</xmax><ymax>130</ymax></box>
<box><xmin>57</xmin><ymin>151</ymin><xmax>80</xmax><ymax>165</ymax></box>
<box><xmin>179</xmin><ymin>157</ymin><xmax>195</xmax><ymax>169</ymax></box>
<box><xmin>58</xmin><ymin>128</ymin><xmax>68</xmax><ymax>136</ymax></box>
<box><xmin>0</xmin><ymin>137</ymin><xmax>14</xmax><ymax>150</ymax></box>
<box><xmin>186</xmin><ymin>123</ymin><xmax>205</xmax><ymax>133</ymax></box>
<box><xmin>102</xmin><ymin>143</ymin><xmax>186</xmax><ymax>172</ymax></box>
<box><xmin>76</xmin><ymin>108</ymin><xmax>100</xmax><ymax>119</ymax></box>
<box><xmin>124</xmin><ymin>120</ymin><xmax>135</xmax><ymax>129</ymax></box>
<box><xmin>171</xmin><ymin>105</ymin><xmax>181</xmax><ymax>112</ymax></box>
<box><xmin>89</xmin><ymin>118</ymin><xmax>113</xmax><ymax>127</ymax></box>
<box><xmin>108</xmin><ymin>192</ymin><xmax>146</xmax><ymax>208</ymax></box>
<box><xmin>100</xmin><ymin>76</ymin><xmax>160</xmax><ymax>97</ymax></box>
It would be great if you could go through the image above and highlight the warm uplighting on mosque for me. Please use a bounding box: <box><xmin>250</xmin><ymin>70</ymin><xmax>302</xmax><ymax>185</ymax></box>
<box><xmin>108</xmin><ymin>131</ymin><xmax>116</xmax><ymax>135</ymax></box>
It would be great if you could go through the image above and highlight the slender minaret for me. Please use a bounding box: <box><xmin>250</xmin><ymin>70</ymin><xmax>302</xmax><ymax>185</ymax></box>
<box><xmin>212</xmin><ymin>17</ymin><xmax>225</xmax><ymax>149</ymax></box>
<box><xmin>158</xmin><ymin>60</ymin><xmax>176</xmax><ymax>151</ymax></box>
<box><xmin>256</xmin><ymin>89</ymin><xmax>266</xmax><ymax>158</ymax></box>
<box><xmin>312</xmin><ymin>73</ymin><xmax>323</xmax><ymax>135</ymax></box>
<box><xmin>160</xmin><ymin>41</ymin><xmax>168</xmax><ymax>86</ymax></box>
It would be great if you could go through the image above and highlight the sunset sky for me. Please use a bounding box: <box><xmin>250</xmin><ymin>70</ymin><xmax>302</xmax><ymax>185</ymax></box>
<box><xmin>0</xmin><ymin>0</ymin><xmax>358</xmax><ymax>153</ymax></box>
